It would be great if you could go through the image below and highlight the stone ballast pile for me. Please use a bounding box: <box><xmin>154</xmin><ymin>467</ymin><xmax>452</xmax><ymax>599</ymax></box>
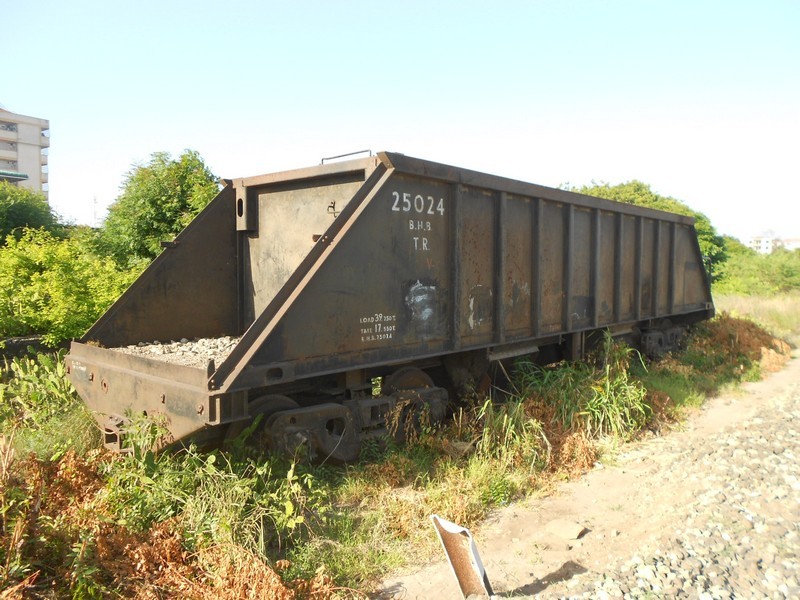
<box><xmin>114</xmin><ymin>336</ymin><xmax>241</xmax><ymax>369</ymax></box>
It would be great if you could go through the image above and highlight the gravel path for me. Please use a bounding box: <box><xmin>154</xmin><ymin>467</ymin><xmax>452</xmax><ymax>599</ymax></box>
<box><xmin>556</xmin><ymin>374</ymin><xmax>800</xmax><ymax>599</ymax></box>
<box><xmin>379</xmin><ymin>353</ymin><xmax>800</xmax><ymax>599</ymax></box>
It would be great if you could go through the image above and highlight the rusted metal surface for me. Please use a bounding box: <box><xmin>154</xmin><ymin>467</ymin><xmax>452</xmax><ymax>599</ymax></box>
<box><xmin>67</xmin><ymin>343</ymin><xmax>247</xmax><ymax>451</ymax></box>
<box><xmin>431</xmin><ymin>514</ymin><xmax>494</xmax><ymax>598</ymax></box>
<box><xmin>212</xmin><ymin>152</ymin><xmax>712</xmax><ymax>394</ymax></box>
<box><xmin>67</xmin><ymin>152</ymin><xmax>714</xmax><ymax>451</ymax></box>
<box><xmin>236</xmin><ymin>164</ymin><xmax>375</xmax><ymax>323</ymax></box>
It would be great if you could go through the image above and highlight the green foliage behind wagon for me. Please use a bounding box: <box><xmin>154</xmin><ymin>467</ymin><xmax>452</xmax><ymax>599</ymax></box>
<box><xmin>0</xmin><ymin>228</ymin><xmax>136</xmax><ymax>346</ymax></box>
<box><xmin>714</xmin><ymin>245</ymin><xmax>800</xmax><ymax>296</ymax></box>
<box><xmin>98</xmin><ymin>150</ymin><xmax>220</xmax><ymax>268</ymax></box>
<box><xmin>0</xmin><ymin>149</ymin><xmax>218</xmax><ymax>347</ymax></box>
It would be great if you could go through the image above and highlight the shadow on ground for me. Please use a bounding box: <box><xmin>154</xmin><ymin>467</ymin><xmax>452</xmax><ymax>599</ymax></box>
<box><xmin>502</xmin><ymin>560</ymin><xmax>588</xmax><ymax>597</ymax></box>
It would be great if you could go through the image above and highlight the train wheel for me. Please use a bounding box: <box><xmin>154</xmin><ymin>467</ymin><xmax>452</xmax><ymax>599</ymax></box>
<box><xmin>224</xmin><ymin>394</ymin><xmax>298</xmax><ymax>447</ymax></box>
<box><xmin>383</xmin><ymin>366</ymin><xmax>434</xmax><ymax>394</ymax></box>
<box><xmin>442</xmin><ymin>351</ymin><xmax>491</xmax><ymax>398</ymax></box>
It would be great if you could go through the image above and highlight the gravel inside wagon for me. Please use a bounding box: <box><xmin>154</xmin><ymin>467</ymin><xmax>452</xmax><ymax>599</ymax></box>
<box><xmin>113</xmin><ymin>336</ymin><xmax>241</xmax><ymax>369</ymax></box>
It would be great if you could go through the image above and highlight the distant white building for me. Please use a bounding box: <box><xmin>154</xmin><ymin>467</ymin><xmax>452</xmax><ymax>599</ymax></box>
<box><xmin>780</xmin><ymin>238</ymin><xmax>800</xmax><ymax>252</ymax></box>
<box><xmin>748</xmin><ymin>235</ymin><xmax>774</xmax><ymax>254</ymax></box>
<box><xmin>0</xmin><ymin>107</ymin><xmax>50</xmax><ymax>197</ymax></box>
<box><xmin>748</xmin><ymin>234</ymin><xmax>800</xmax><ymax>254</ymax></box>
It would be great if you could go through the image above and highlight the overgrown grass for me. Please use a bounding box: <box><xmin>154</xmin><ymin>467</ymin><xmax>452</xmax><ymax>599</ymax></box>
<box><xmin>1</xmin><ymin>402</ymin><xmax>336</xmax><ymax>596</ymax></box>
<box><xmin>635</xmin><ymin>312</ymin><xmax>792</xmax><ymax>420</ymax></box>
<box><xmin>0</xmin><ymin>303</ymin><xmax>795</xmax><ymax>595</ymax></box>
<box><xmin>517</xmin><ymin>333</ymin><xmax>650</xmax><ymax>440</ymax></box>
<box><xmin>102</xmin><ymin>426</ymin><xmax>330</xmax><ymax>554</ymax></box>
<box><xmin>0</xmin><ymin>349</ymin><xmax>100</xmax><ymax>459</ymax></box>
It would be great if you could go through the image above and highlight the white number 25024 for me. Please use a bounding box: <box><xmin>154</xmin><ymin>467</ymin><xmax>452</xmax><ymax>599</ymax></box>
<box><xmin>391</xmin><ymin>192</ymin><xmax>445</xmax><ymax>216</ymax></box>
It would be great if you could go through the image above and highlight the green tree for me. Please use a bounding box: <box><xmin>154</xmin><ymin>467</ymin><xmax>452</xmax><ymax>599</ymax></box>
<box><xmin>0</xmin><ymin>181</ymin><xmax>61</xmax><ymax>243</ymax></box>
<box><xmin>570</xmin><ymin>181</ymin><xmax>726</xmax><ymax>279</ymax></box>
<box><xmin>99</xmin><ymin>150</ymin><xmax>219</xmax><ymax>266</ymax></box>
<box><xmin>0</xmin><ymin>228</ymin><xmax>136</xmax><ymax>345</ymax></box>
<box><xmin>719</xmin><ymin>234</ymin><xmax>753</xmax><ymax>258</ymax></box>
<box><xmin>714</xmin><ymin>246</ymin><xmax>800</xmax><ymax>295</ymax></box>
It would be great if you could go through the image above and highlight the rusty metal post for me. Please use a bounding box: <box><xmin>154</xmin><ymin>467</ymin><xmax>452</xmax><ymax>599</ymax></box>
<box><xmin>431</xmin><ymin>514</ymin><xmax>494</xmax><ymax>599</ymax></box>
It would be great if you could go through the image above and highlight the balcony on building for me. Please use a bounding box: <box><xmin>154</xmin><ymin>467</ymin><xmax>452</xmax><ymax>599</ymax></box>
<box><xmin>0</xmin><ymin>127</ymin><xmax>17</xmax><ymax>143</ymax></box>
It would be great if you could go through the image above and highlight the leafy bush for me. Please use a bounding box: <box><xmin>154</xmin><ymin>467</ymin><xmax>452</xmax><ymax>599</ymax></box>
<box><xmin>101</xmin><ymin>417</ymin><xmax>329</xmax><ymax>556</ymax></box>
<box><xmin>0</xmin><ymin>228</ymin><xmax>136</xmax><ymax>345</ymax></box>
<box><xmin>714</xmin><ymin>247</ymin><xmax>800</xmax><ymax>295</ymax></box>
<box><xmin>0</xmin><ymin>351</ymin><xmax>76</xmax><ymax>427</ymax></box>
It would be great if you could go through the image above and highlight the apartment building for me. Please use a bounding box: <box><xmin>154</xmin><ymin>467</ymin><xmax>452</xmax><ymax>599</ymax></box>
<box><xmin>0</xmin><ymin>107</ymin><xmax>50</xmax><ymax>197</ymax></box>
<box><xmin>748</xmin><ymin>235</ymin><xmax>775</xmax><ymax>254</ymax></box>
<box><xmin>748</xmin><ymin>235</ymin><xmax>800</xmax><ymax>254</ymax></box>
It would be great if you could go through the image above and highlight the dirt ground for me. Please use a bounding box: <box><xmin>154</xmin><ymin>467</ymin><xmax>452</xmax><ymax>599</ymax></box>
<box><xmin>378</xmin><ymin>350</ymin><xmax>800</xmax><ymax>599</ymax></box>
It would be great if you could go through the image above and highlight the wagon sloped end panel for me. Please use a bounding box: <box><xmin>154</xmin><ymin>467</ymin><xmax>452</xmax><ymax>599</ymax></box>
<box><xmin>66</xmin><ymin>183</ymin><xmax>243</xmax><ymax>450</ymax></box>
<box><xmin>82</xmin><ymin>184</ymin><xmax>240</xmax><ymax>348</ymax></box>
<box><xmin>67</xmin><ymin>157</ymin><xmax>387</xmax><ymax>451</ymax></box>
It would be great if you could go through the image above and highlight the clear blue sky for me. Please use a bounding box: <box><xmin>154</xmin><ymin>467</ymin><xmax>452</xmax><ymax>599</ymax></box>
<box><xmin>4</xmin><ymin>0</ymin><xmax>798</xmax><ymax>241</ymax></box>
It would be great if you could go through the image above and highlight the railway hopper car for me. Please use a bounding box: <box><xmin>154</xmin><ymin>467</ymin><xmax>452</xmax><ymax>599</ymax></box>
<box><xmin>66</xmin><ymin>152</ymin><xmax>714</xmax><ymax>460</ymax></box>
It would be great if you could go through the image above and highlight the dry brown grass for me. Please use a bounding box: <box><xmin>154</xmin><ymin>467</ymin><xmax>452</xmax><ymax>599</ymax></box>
<box><xmin>93</xmin><ymin>519</ymin><xmax>344</xmax><ymax>599</ymax></box>
<box><xmin>521</xmin><ymin>396</ymin><xmax>597</xmax><ymax>476</ymax></box>
<box><xmin>0</xmin><ymin>572</ymin><xmax>38</xmax><ymax>600</ymax></box>
<box><xmin>703</xmin><ymin>312</ymin><xmax>791</xmax><ymax>372</ymax></box>
<box><xmin>0</xmin><ymin>449</ymin><xmax>345</xmax><ymax>599</ymax></box>
<box><xmin>554</xmin><ymin>431</ymin><xmax>598</xmax><ymax>477</ymax></box>
<box><xmin>714</xmin><ymin>292</ymin><xmax>800</xmax><ymax>346</ymax></box>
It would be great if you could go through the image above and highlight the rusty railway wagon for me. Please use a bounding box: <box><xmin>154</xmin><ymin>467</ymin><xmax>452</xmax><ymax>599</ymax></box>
<box><xmin>66</xmin><ymin>152</ymin><xmax>714</xmax><ymax>460</ymax></box>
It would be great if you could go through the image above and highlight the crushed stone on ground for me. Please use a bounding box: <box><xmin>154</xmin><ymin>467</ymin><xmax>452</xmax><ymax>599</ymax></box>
<box><xmin>549</xmin><ymin>380</ymin><xmax>800</xmax><ymax>599</ymax></box>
